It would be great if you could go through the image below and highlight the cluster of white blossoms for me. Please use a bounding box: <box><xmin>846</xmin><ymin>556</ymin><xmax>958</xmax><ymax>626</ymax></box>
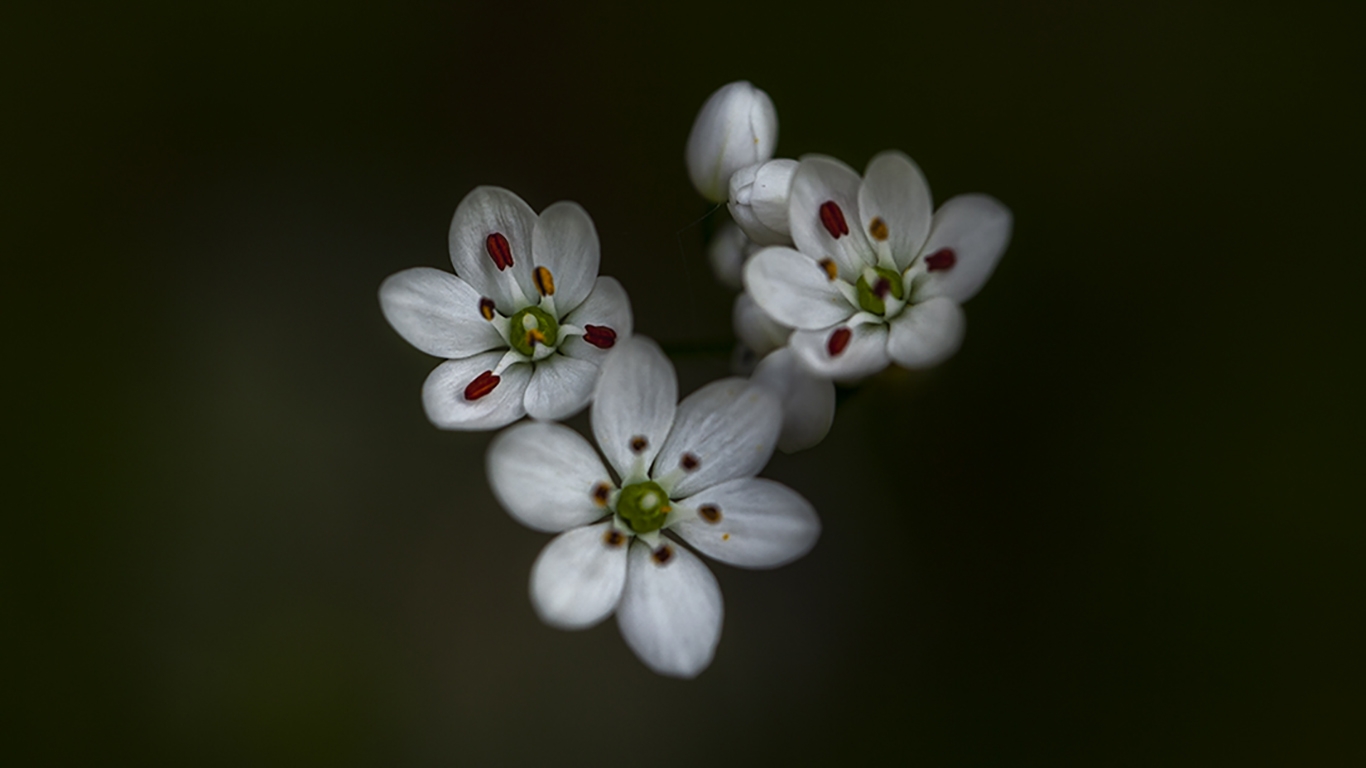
<box><xmin>379</xmin><ymin>81</ymin><xmax>1011</xmax><ymax>678</ymax></box>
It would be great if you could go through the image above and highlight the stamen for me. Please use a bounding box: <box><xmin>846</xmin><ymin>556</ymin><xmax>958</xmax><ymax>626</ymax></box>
<box><xmin>478</xmin><ymin>297</ymin><xmax>496</xmax><ymax>321</ymax></box>
<box><xmin>925</xmin><ymin>247</ymin><xmax>957</xmax><ymax>272</ymax></box>
<box><xmin>818</xmin><ymin>258</ymin><xmax>838</xmax><ymax>281</ymax></box>
<box><xmin>869</xmin><ymin>216</ymin><xmax>889</xmax><ymax>241</ymax></box>
<box><xmin>526</xmin><ymin>328</ymin><xmax>546</xmax><ymax>348</ymax></box>
<box><xmin>873</xmin><ymin>277</ymin><xmax>892</xmax><ymax>299</ymax></box>
<box><xmin>699</xmin><ymin>504</ymin><xmax>721</xmax><ymax>523</ymax></box>
<box><xmin>819</xmin><ymin>201</ymin><xmax>849</xmax><ymax>239</ymax></box>
<box><xmin>485</xmin><ymin>232</ymin><xmax>513</xmax><ymax>271</ymax></box>
<box><xmin>651</xmin><ymin>544</ymin><xmax>674</xmax><ymax>565</ymax></box>
<box><xmin>533</xmin><ymin>266</ymin><xmax>555</xmax><ymax>296</ymax></box>
<box><xmin>592</xmin><ymin>482</ymin><xmax>612</xmax><ymax>507</ymax></box>
<box><xmin>463</xmin><ymin>370</ymin><xmax>500</xmax><ymax>400</ymax></box>
<box><xmin>629</xmin><ymin>436</ymin><xmax>648</xmax><ymax>454</ymax></box>
<box><xmin>583</xmin><ymin>325</ymin><xmax>617</xmax><ymax>349</ymax></box>
<box><xmin>827</xmin><ymin>327</ymin><xmax>852</xmax><ymax>357</ymax></box>
<box><xmin>680</xmin><ymin>453</ymin><xmax>700</xmax><ymax>471</ymax></box>
<box><xmin>603</xmin><ymin>529</ymin><xmax>625</xmax><ymax>547</ymax></box>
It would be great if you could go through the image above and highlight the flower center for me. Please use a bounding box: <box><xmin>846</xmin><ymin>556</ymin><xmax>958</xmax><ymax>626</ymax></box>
<box><xmin>855</xmin><ymin>266</ymin><xmax>904</xmax><ymax>315</ymax></box>
<box><xmin>507</xmin><ymin>306</ymin><xmax>560</xmax><ymax>356</ymax></box>
<box><xmin>615</xmin><ymin>480</ymin><xmax>672</xmax><ymax>534</ymax></box>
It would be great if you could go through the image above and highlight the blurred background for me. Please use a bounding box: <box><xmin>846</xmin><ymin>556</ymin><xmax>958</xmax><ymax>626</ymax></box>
<box><xmin>7</xmin><ymin>2</ymin><xmax>1364</xmax><ymax>765</ymax></box>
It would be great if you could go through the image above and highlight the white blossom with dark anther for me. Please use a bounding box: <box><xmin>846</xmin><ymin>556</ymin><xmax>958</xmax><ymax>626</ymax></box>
<box><xmin>744</xmin><ymin>152</ymin><xmax>1012</xmax><ymax>381</ymax></box>
<box><xmin>686</xmin><ymin>81</ymin><xmax>778</xmax><ymax>203</ymax></box>
<box><xmin>380</xmin><ymin>186</ymin><xmax>632</xmax><ymax>430</ymax></box>
<box><xmin>486</xmin><ymin>336</ymin><xmax>820</xmax><ymax>678</ymax></box>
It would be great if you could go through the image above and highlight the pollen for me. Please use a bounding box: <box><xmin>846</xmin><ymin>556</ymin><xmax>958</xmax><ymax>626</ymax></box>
<box><xmin>478</xmin><ymin>297</ymin><xmax>496</xmax><ymax>321</ymax></box>
<box><xmin>629</xmin><ymin>436</ymin><xmax>648</xmax><ymax>453</ymax></box>
<box><xmin>925</xmin><ymin>247</ymin><xmax>957</xmax><ymax>272</ymax></box>
<box><xmin>819</xmin><ymin>201</ymin><xmax>849</xmax><ymax>239</ymax></box>
<box><xmin>699</xmin><ymin>504</ymin><xmax>722</xmax><ymax>523</ymax></box>
<box><xmin>651</xmin><ymin>545</ymin><xmax>674</xmax><ymax>565</ymax></box>
<box><xmin>869</xmin><ymin>216</ymin><xmax>889</xmax><ymax>241</ymax></box>
<box><xmin>603</xmin><ymin>529</ymin><xmax>625</xmax><ymax>547</ymax></box>
<box><xmin>533</xmin><ymin>266</ymin><xmax>555</xmax><ymax>296</ymax></box>
<box><xmin>818</xmin><ymin>258</ymin><xmax>838</xmax><ymax>281</ymax></box>
<box><xmin>464</xmin><ymin>370</ymin><xmax>500</xmax><ymax>400</ymax></box>
<box><xmin>592</xmin><ymin>482</ymin><xmax>612</xmax><ymax>507</ymax></box>
<box><xmin>583</xmin><ymin>324</ymin><xmax>617</xmax><ymax>349</ymax></box>
<box><xmin>827</xmin><ymin>327</ymin><xmax>852</xmax><ymax>357</ymax></box>
<box><xmin>485</xmin><ymin>232</ymin><xmax>513</xmax><ymax>271</ymax></box>
<box><xmin>680</xmin><ymin>453</ymin><xmax>700</xmax><ymax>471</ymax></box>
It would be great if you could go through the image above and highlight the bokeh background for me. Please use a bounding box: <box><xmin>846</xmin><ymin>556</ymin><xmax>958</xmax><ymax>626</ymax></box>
<box><xmin>8</xmin><ymin>2</ymin><xmax>1364</xmax><ymax>765</ymax></box>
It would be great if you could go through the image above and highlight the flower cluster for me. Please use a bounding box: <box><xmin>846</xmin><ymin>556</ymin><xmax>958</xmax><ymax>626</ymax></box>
<box><xmin>379</xmin><ymin>81</ymin><xmax>1012</xmax><ymax>678</ymax></box>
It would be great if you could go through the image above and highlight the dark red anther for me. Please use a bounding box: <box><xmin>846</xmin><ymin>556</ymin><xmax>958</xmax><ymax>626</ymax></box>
<box><xmin>463</xmin><ymin>370</ymin><xmax>500</xmax><ymax>400</ymax></box>
<box><xmin>873</xmin><ymin>278</ymin><xmax>892</xmax><ymax>299</ymax></box>
<box><xmin>680</xmin><ymin>453</ymin><xmax>700</xmax><ymax>471</ymax></box>
<box><xmin>485</xmin><ymin>232</ymin><xmax>513</xmax><ymax>271</ymax></box>
<box><xmin>651</xmin><ymin>545</ymin><xmax>674</xmax><ymax>565</ymax></box>
<box><xmin>819</xmin><ymin>201</ymin><xmax>850</xmax><ymax>239</ymax></box>
<box><xmin>478</xmin><ymin>297</ymin><xmax>497</xmax><ymax>321</ymax></box>
<box><xmin>925</xmin><ymin>247</ymin><xmax>957</xmax><ymax>272</ymax></box>
<box><xmin>827</xmin><ymin>327</ymin><xmax>852</xmax><ymax>357</ymax></box>
<box><xmin>583</xmin><ymin>324</ymin><xmax>617</xmax><ymax>349</ymax></box>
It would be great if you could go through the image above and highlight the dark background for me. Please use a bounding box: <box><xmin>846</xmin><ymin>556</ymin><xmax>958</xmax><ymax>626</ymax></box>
<box><xmin>7</xmin><ymin>2</ymin><xmax>1363</xmax><ymax>765</ymax></box>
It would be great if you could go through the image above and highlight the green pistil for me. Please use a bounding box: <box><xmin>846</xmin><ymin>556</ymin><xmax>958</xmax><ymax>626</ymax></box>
<box><xmin>615</xmin><ymin>481</ymin><xmax>672</xmax><ymax>534</ymax></box>
<box><xmin>855</xmin><ymin>266</ymin><xmax>904</xmax><ymax>316</ymax></box>
<box><xmin>507</xmin><ymin>306</ymin><xmax>559</xmax><ymax>356</ymax></box>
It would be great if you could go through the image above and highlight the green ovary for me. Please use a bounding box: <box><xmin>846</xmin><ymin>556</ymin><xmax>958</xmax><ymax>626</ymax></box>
<box><xmin>855</xmin><ymin>266</ymin><xmax>904</xmax><ymax>315</ymax></box>
<box><xmin>615</xmin><ymin>481</ymin><xmax>672</xmax><ymax>533</ymax></box>
<box><xmin>507</xmin><ymin>306</ymin><xmax>560</xmax><ymax>356</ymax></box>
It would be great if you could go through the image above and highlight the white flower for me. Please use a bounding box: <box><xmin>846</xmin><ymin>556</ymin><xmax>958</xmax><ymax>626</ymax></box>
<box><xmin>727</xmin><ymin>158</ymin><xmax>798</xmax><ymax>245</ymax></box>
<box><xmin>380</xmin><ymin>186</ymin><xmax>632</xmax><ymax>430</ymax></box>
<box><xmin>685</xmin><ymin>81</ymin><xmax>778</xmax><ymax>203</ymax></box>
<box><xmin>744</xmin><ymin>152</ymin><xmax>1012</xmax><ymax>381</ymax></box>
<box><xmin>486</xmin><ymin>337</ymin><xmax>820</xmax><ymax>678</ymax></box>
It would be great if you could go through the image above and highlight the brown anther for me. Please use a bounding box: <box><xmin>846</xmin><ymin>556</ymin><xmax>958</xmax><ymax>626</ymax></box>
<box><xmin>533</xmin><ymin>266</ymin><xmax>555</xmax><ymax>296</ymax></box>
<box><xmin>925</xmin><ymin>247</ymin><xmax>957</xmax><ymax>272</ymax></box>
<box><xmin>818</xmin><ymin>258</ymin><xmax>838</xmax><ymax>281</ymax></box>
<box><xmin>485</xmin><ymin>232</ymin><xmax>513</xmax><ymax>270</ymax></box>
<box><xmin>478</xmin><ymin>297</ymin><xmax>496</xmax><ymax>321</ymax></box>
<box><xmin>827</xmin><ymin>327</ymin><xmax>852</xmax><ymax>357</ymax></box>
<box><xmin>680</xmin><ymin>453</ymin><xmax>700</xmax><ymax>471</ymax></box>
<box><xmin>592</xmin><ymin>482</ymin><xmax>612</xmax><ymax>507</ymax></box>
<box><xmin>699</xmin><ymin>504</ymin><xmax>722</xmax><ymax>523</ymax></box>
<box><xmin>819</xmin><ymin>201</ymin><xmax>849</xmax><ymax>239</ymax></box>
<box><xmin>526</xmin><ymin>328</ymin><xmax>547</xmax><ymax>347</ymax></box>
<box><xmin>463</xmin><ymin>370</ymin><xmax>500</xmax><ymax>400</ymax></box>
<box><xmin>722</xmin><ymin>533</ymin><xmax>730</xmax><ymax>541</ymax></box>
<box><xmin>869</xmin><ymin>216</ymin><xmax>889</xmax><ymax>241</ymax></box>
<box><xmin>603</xmin><ymin>529</ymin><xmax>625</xmax><ymax>547</ymax></box>
<box><xmin>873</xmin><ymin>277</ymin><xmax>892</xmax><ymax>299</ymax></box>
<box><xmin>651</xmin><ymin>545</ymin><xmax>674</xmax><ymax>565</ymax></box>
<box><xmin>629</xmin><ymin>436</ymin><xmax>648</xmax><ymax>453</ymax></box>
<box><xmin>583</xmin><ymin>324</ymin><xmax>617</xmax><ymax>349</ymax></box>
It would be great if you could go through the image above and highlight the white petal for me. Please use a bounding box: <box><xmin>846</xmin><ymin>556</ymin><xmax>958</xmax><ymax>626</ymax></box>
<box><xmin>915</xmin><ymin>194</ymin><xmax>1013</xmax><ymax>303</ymax></box>
<box><xmin>486</xmin><ymin>421</ymin><xmax>613</xmax><ymax>533</ymax></box>
<box><xmin>789</xmin><ymin>323</ymin><xmax>891</xmax><ymax>382</ymax></box>
<box><xmin>531</xmin><ymin>201</ymin><xmax>599</xmax><ymax>316</ymax></box>
<box><xmin>530</xmin><ymin>521</ymin><xmax>628</xmax><ymax>629</ymax></box>
<box><xmin>655</xmin><ymin>378</ymin><xmax>781</xmax><ymax>498</ymax></box>
<box><xmin>524</xmin><ymin>353</ymin><xmax>599</xmax><ymax>421</ymax></box>
<box><xmin>751</xmin><ymin>347</ymin><xmax>834</xmax><ymax>453</ymax></box>
<box><xmin>422</xmin><ymin>351</ymin><xmax>531</xmax><ymax>430</ymax></box>
<box><xmin>733</xmin><ymin>292</ymin><xmax>792</xmax><ymax>358</ymax></box>
<box><xmin>448</xmin><ymin>186</ymin><xmax>538</xmax><ymax>314</ymax></box>
<box><xmin>727</xmin><ymin>160</ymin><xmax>796</xmax><ymax>246</ymax></box>
<box><xmin>591</xmin><ymin>336</ymin><xmax>677</xmax><ymax>482</ymax></box>
<box><xmin>744</xmin><ymin>247</ymin><xmax>855</xmax><ymax>330</ymax></box>
<box><xmin>378</xmin><ymin>268</ymin><xmax>506</xmax><ymax>358</ymax></box>
<box><xmin>685</xmin><ymin>81</ymin><xmax>778</xmax><ymax>202</ymax></box>
<box><xmin>671</xmin><ymin>478</ymin><xmax>820</xmax><ymax>568</ymax></box>
<box><xmin>787</xmin><ymin>155</ymin><xmax>875</xmax><ymax>279</ymax></box>
<box><xmin>707</xmin><ymin>221</ymin><xmax>752</xmax><ymax>291</ymax></box>
<box><xmin>560</xmin><ymin>276</ymin><xmax>634</xmax><ymax>364</ymax></box>
<box><xmin>886</xmin><ymin>297</ymin><xmax>966</xmax><ymax>369</ymax></box>
<box><xmin>617</xmin><ymin>539</ymin><xmax>723</xmax><ymax>678</ymax></box>
<box><xmin>859</xmin><ymin>150</ymin><xmax>933</xmax><ymax>271</ymax></box>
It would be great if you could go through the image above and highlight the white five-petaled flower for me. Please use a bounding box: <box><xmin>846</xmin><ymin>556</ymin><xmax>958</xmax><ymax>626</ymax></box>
<box><xmin>380</xmin><ymin>186</ymin><xmax>633</xmax><ymax>430</ymax></box>
<box><xmin>744</xmin><ymin>152</ymin><xmax>1012</xmax><ymax>381</ymax></box>
<box><xmin>486</xmin><ymin>336</ymin><xmax>821</xmax><ymax>678</ymax></box>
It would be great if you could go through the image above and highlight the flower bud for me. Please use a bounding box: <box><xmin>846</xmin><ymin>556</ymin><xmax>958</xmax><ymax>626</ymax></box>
<box><xmin>707</xmin><ymin>221</ymin><xmax>761</xmax><ymax>290</ymax></box>
<box><xmin>727</xmin><ymin>158</ymin><xmax>797</xmax><ymax>245</ymax></box>
<box><xmin>685</xmin><ymin>81</ymin><xmax>778</xmax><ymax>203</ymax></box>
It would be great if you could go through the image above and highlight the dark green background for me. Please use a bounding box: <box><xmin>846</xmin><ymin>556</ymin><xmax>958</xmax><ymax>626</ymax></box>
<box><xmin>8</xmin><ymin>2</ymin><xmax>1363</xmax><ymax>765</ymax></box>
